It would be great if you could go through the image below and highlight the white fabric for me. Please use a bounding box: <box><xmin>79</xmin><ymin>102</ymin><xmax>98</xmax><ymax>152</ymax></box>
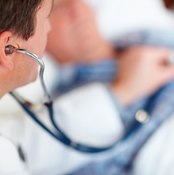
<box><xmin>55</xmin><ymin>83</ymin><xmax>124</xmax><ymax>146</ymax></box>
<box><xmin>0</xmin><ymin>136</ymin><xmax>29</xmax><ymax>175</ymax></box>
<box><xmin>18</xmin><ymin>83</ymin><xmax>174</xmax><ymax>175</ymax></box>
<box><xmin>85</xmin><ymin>0</ymin><xmax>174</xmax><ymax>41</ymax></box>
<box><xmin>133</xmin><ymin>115</ymin><xmax>174</xmax><ymax>175</ymax></box>
<box><xmin>1</xmin><ymin>83</ymin><xmax>174</xmax><ymax>174</ymax></box>
<box><xmin>21</xmin><ymin>83</ymin><xmax>124</xmax><ymax>175</ymax></box>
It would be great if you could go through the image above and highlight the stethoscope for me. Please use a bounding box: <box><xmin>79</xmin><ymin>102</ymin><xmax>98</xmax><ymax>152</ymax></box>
<box><xmin>5</xmin><ymin>45</ymin><xmax>118</xmax><ymax>153</ymax></box>
<box><xmin>5</xmin><ymin>45</ymin><xmax>174</xmax><ymax>154</ymax></box>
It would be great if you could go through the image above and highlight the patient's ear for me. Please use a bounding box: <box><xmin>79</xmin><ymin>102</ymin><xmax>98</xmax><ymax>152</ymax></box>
<box><xmin>0</xmin><ymin>32</ymin><xmax>15</xmax><ymax>71</ymax></box>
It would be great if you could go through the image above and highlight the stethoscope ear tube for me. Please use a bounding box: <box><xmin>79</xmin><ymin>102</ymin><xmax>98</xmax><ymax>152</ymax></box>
<box><xmin>16</xmin><ymin>49</ymin><xmax>52</xmax><ymax>103</ymax></box>
<box><xmin>9</xmin><ymin>48</ymin><xmax>116</xmax><ymax>153</ymax></box>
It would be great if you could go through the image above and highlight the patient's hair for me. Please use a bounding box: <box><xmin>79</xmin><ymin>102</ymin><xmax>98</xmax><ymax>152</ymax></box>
<box><xmin>0</xmin><ymin>0</ymin><xmax>43</xmax><ymax>40</ymax></box>
<box><xmin>163</xmin><ymin>0</ymin><xmax>174</xmax><ymax>10</ymax></box>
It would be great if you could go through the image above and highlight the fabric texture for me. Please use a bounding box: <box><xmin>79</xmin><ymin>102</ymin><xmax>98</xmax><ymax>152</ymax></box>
<box><xmin>70</xmin><ymin>81</ymin><xmax>174</xmax><ymax>175</ymax></box>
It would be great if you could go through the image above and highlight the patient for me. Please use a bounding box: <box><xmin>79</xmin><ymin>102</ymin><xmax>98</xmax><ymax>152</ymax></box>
<box><xmin>47</xmin><ymin>0</ymin><xmax>174</xmax><ymax>96</ymax></box>
<box><xmin>45</xmin><ymin>0</ymin><xmax>174</xmax><ymax>175</ymax></box>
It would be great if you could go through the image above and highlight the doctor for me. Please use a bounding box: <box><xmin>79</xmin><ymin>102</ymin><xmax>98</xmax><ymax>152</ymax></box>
<box><xmin>0</xmin><ymin>0</ymin><xmax>53</xmax><ymax>174</ymax></box>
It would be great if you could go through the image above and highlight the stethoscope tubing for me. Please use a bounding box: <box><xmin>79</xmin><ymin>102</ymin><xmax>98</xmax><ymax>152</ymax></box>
<box><xmin>11</xmin><ymin>48</ymin><xmax>116</xmax><ymax>153</ymax></box>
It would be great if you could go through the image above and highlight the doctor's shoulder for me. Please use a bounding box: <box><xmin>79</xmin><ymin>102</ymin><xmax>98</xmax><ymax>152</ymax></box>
<box><xmin>0</xmin><ymin>135</ymin><xmax>29</xmax><ymax>175</ymax></box>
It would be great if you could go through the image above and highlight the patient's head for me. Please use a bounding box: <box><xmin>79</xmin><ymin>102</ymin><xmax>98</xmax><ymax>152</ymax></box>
<box><xmin>46</xmin><ymin>0</ymin><xmax>114</xmax><ymax>64</ymax></box>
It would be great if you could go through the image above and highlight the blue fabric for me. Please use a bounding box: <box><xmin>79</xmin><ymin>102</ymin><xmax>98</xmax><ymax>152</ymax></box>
<box><xmin>53</xmin><ymin>59</ymin><xmax>117</xmax><ymax>96</ymax></box>
<box><xmin>70</xmin><ymin>81</ymin><xmax>174</xmax><ymax>175</ymax></box>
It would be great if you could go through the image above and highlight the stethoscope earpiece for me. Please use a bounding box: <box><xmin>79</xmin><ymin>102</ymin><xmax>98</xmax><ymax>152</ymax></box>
<box><xmin>5</xmin><ymin>45</ymin><xmax>16</xmax><ymax>55</ymax></box>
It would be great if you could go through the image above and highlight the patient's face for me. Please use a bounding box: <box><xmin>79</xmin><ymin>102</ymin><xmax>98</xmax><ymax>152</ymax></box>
<box><xmin>46</xmin><ymin>0</ymin><xmax>105</xmax><ymax>64</ymax></box>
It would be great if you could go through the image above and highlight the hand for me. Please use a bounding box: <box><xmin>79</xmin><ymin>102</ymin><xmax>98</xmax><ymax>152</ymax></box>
<box><xmin>111</xmin><ymin>46</ymin><xmax>174</xmax><ymax>105</ymax></box>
